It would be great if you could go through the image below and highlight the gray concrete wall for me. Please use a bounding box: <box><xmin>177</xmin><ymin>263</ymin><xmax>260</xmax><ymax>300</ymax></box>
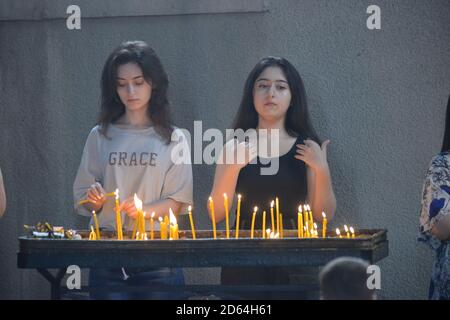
<box><xmin>1</xmin><ymin>0</ymin><xmax>449</xmax><ymax>299</ymax></box>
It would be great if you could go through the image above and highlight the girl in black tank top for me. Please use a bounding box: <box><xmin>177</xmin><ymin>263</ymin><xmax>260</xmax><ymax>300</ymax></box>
<box><xmin>209</xmin><ymin>57</ymin><xmax>336</xmax><ymax>299</ymax></box>
<box><xmin>236</xmin><ymin>135</ymin><xmax>307</xmax><ymax>230</ymax></box>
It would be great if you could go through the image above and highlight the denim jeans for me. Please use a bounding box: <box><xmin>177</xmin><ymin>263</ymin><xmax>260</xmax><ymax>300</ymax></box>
<box><xmin>89</xmin><ymin>267</ymin><xmax>185</xmax><ymax>300</ymax></box>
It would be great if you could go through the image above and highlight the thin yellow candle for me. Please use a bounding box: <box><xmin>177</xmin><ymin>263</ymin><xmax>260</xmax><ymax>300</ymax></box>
<box><xmin>275</xmin><ymin>197</ymin><xmax>280</xmax><ymax>236</ymax></box>
<box><xmin>298</xmin><ymin>206</ymin><xmax>304</xmax><ymax>238</ymax></box>
<box><xmin>344</xmin><ymin>224</ymin><xmax>350</xmax><ymax>238</ymax></box>
<box><xmin>303</xmin><ymin>205</ymin><xmax>309</xmax><ymax>237</ymax></box>
<box><xmin>115</xmin><ymin>189</ymin><xmax>123</xmax><ymax>240</ymax></box>
<box><xmin>169</xmin><ymin>208</ymin><xmax>179</xmax><ymax>240</ymax></box>
<box><xmin>188</xmin><ymin>206</ymin><xmax>196</xmax><ymax>239</ymax></box>
<box><xmin>134</xmin><ymin>194</ymin><xmax>144</xmax><ymax>240</ymax></box>
<box><xmin>270</xmin><ymin>200</ymin><xmax>275</xmax><ymax>232</ymax></box>
<box><xmin>262</xmin><ymin>210</ymin><xmax>266</xmax><ymax>239</ymax></box>
<box><xmin>350</xmin><ymin>226</ymin><xmax>355</xmax><ymax>238</ymax></box>
<box><xmin>208</xmin><ymin>197</ymin><xmax>217</xmax><ymax>239</ymax></box>
<box><xmin>308</xmin><ymin>204</ymin><xmax>314</xmax><ymax>230</ymax></box>
<box><xmin>164</xmin><ymin>215</ymin><xmax>169</xmax><ymax>239</ymax></box>
<box><xmin>150</xmin><ymin>212</ymin><xmax>155</xmax><ymax>240</ymax></box>
<box><xmin>280</xmin><ymin>213</ymin><xmax>284</xmax><ymax>238</ymax></box>
<box><xmin>235</xmin><ymin>194</ymin><xmax>242</xmax><ymax>239</ymax></box>
<box><xmin>223</xmin><ymin>193</ymin><xmax>230</xmax><ymax>239</ymax></box>
<box><xmin>88</xmin><ymin>225</ymin><xmax>97</xmax><ymax>240</ymax></box>
<box><xmin>159</xmin><ymin>217</ymin><xmax>167</xmax><ymax>240</ymax></box>
<box><xmin>336</xmin><ymin>228</ymin><xmax>342</xmax><ymax>238</ymax></box>
<box><xmin>322</xmin><ymin>212</ymin><xmax>327</xmax><ymax>238</ymax></box>
<box><xmin>92</xmin><ymin>210</ymin><xmax>100</xmax><ymax>240</ymax></box>
<box><xmin>313</xmin><ymin>223</ymin><xmax>318</xmax><ymax>238</ymax></box>
<box><xmin>250</xmin><ymin>206</ymin><xmax>258</xmax><ymax>239</ymax></box>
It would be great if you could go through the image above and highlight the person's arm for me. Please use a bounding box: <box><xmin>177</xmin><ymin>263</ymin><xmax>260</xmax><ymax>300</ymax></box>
<box><xmin>431</xmin><ymin>214</ymin><xmax>450</xmax><ymax>240</ymax></box>
<box><xmin>297</xmin><ymin>139</ymin><xmax>336</xmax><ymax>220</ymax></box>
<box><xmin>0</xmin><ymin>168</ymin><xmax>6</xmax><ymax>218</ymax></box>
<box><xmin>73</xmin><ymin>128</ymin><xmax>104</xmax><ymax>217</ymax></box>
<box><xmin>121</xmin><ymin>197</ymin><xmax>182</xmax><ymax>220</ymax></box>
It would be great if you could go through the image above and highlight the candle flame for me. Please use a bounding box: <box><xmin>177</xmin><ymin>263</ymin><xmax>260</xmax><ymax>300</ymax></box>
<box><xmin>271</xmin><ymin>200</ymin><xmax>274</xmax><ymax>208</ymax></box>
<box><xmin>344</xmin><ymin>224</ymin><xmax>349</xmax><ymax>232</ymax></box>
<box><xmin>298</xmin><ymin>205</ymin><xmax>302</xmax><ymax>213</ymax></box>
<box><xmin>188</xmin><ymin>205</ymin><xmax>192</xmax><ymax>212</ymax></box>
<box><xmin>303</xmin><ymin>204</ymin><xmax>308</xmax><ymax>212</ymax></box>
<box><xmin>336</xmin><ymin>228</ymin><xmax>341</xmax><ymax>236</ymax></box>
<box><xmin>314</xmin><ymin>223</ymin><xmax>318</xmax><ymax>230</ymax></box>
<box><xmin>133</xmin><ymin>194</ymin><xmax>143</xmax><ymax>210</ymax></box>
<box><xmin>209</xmin><ymin>196</ymin><xmax>213</xmax><ymax>202</ymax></box>
<box><xmin>350</xmin><ymin>226</ymin><xmax>355</xmax><ymax>234</ymax></box>
<box><xmin>158</xmin><ymin>217</ymin><xmax>163</xmax><ymax>222</ymax></box>
<box><xmin>115</xmin><ymin>188</ymin><xmax>119</xmax><ymax>200</ymax></box>
<box><xmin>253</xmin><ymin>206</ymin><xmax>258</xmax><ymax>213</ymax></box>
<box><xmin>92</xmin><ymin>210</ymin><xmax>95</xmax><ymax>215</ymax></box>
<box><xmin>151</xmin><ymin>212</ymin><xmax>155</xmax><ymax>219</ymax></box>
<box><xmin>223</xmin><ymin>193</ymin><xmax>228</xmax><ymax>199</ymax></box>
<box><xmin>169</xmin><ymin>208</ymin><xmax>177</xmax><ymax>225</ymax></box>
<box><xmin>238</xmin><ymin>194</ymin><xmax>241</xmax><ymax>200</ymax></box>
<box><xmin>322</xmin><ymin>212</ymin><xmax>326</xmax><ymax>219</ymax></box>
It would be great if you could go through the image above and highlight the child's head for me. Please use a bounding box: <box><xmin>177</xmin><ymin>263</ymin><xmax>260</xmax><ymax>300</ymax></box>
<box><xmin>233</xmin><ymin>56</ymin><xmax>319</xmax><ymax>142</ymax></box>
<box><xmin>319</xmin><ymin>257</ymin><xmax>376</xmax><ymax>300</ymax></box>
<box><xmin>99</xmin><ymin>41</ymin><xmax>172</xmax><ymax>141</ymax></box>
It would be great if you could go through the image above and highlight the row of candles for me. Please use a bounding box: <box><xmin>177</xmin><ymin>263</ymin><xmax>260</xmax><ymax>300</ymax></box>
<box><xmin>85</xmin><ymin>190</ymin><xmax>356</xmax><ymax>241</ymax></box>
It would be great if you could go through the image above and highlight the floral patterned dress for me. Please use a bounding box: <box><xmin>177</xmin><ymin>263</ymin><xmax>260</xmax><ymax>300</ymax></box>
<box><xmin>419</xmin><ymin>152</ymin><xmax>450</xmax><ymax>300</ymax></box>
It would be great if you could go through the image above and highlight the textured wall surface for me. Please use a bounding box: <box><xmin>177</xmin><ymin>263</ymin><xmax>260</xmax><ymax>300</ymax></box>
<box><xmin>1</xmin><ymin>0</ymin><xmax>449</xmax><ymax>299</ymax></box>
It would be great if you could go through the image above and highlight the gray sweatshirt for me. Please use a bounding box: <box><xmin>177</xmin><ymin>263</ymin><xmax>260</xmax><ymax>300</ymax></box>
<box><xmin>73</xmin><ymin>124</ymin><xmax>193</xmax><ymax>231</ymax></box>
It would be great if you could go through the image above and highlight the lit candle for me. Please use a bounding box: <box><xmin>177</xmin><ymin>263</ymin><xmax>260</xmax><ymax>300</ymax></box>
<box><xmin>169</xmin><ymin>208</ymin><xmax>179</xmax><ymax>240</ymax></box>
<box><xmin>313</xmin><ymin>223</ymin><xmax>318</xmax><ymax>238</ymax></box>
<box><xmin>92</xmin><ymin>210</ymin><xmax>100</xmax><ymax>240</ymax></box>
<box><xmin>164</xmin><ymin>215</ymin><xmax>169</xmax><ymax>239</ymax></box>
<box><xmin>208</xmin><ymin>197</ymin><xmax>217</xmax><ymax>239</ymax></box>
<box><xmin>224</xmin><ymin>193</ymin><xmax>230</xmax><ymax>239</ymax></box>
<box><xmin>88</xmin><ymin>225</ymin><xmax>97</xmax><ymax>240</ymax></box>
<box><xmin>266</xmin><ymin>228</ymin><xmax>271</xmax><ymax>239</ymax></box>
<box><xmin>336</xmin><ymin>228</ymin><xmax>342</xmax><ymax>238</ymax></box>
<box><xmin>322</xmin><ymin>212</ymin><xmax>327</xmax><ymax>238</ymax></box>
<box><xmin>115</xmin><ymin>189</ymin><xmax>123</xmax><ymax>240</ymax></box>
<box><xmin>270</xmin><ymin>200</ymin><xmax>275</xmax><ymax>233</ymax></box>
<box><xmin>150</xmin><ymin>212</ymin><xmax>155</xmax><ymax>240</ymax></box>
<box><xmin>188</xmin><ymin>206</ymin><xmax>196</xmax><ymax>239</ymax></box>
<box><xmin>303</xmin><ymin>205</ymin><xmax>309</xmax><ymax>238</ymax></box>
<box><xmin>307</xmin><ymin>204</ymin><xmax>314</xmax><ymax>230</ymax></box>
<box><xmin>344</xmin><ymin>224</ymin><xmax>350</xmax><ymax>238</ymax></box>
<box><xmin>298</xmin><ymin>206</ymin><xmax>304</xmax><ymax>238</ymax></box>
<box><xmin>235</xmin><ymin>194</ymin><xmax>242</xmax><ymax>239</ymax></box>
<box><xmin>275</xmin><ymin>197</ymin><xmax>280</xmax><ymax>236</ymax></box>
<box><xmin>159</xmin><ymin>217</ymin><xmax>167</xmax><ymax>240</ymax></box>
<box><xmin>262</xmin><ymin>210</ymin><xmax>266</xmax><ymax>239</ymax></box>
<box><xmin>134</xmin><ymin>194</ymin><xmax>144</xmax><ymax>240</ymax></box>
<box><xmin>350</xmin><ymin>226</ymin><xmax>355</xmax><ymax>238</ymax></box>
<box><xmin>250</xmin><ymin>206</ymin><xmax>258</xmax><ymax>239</ymax></box>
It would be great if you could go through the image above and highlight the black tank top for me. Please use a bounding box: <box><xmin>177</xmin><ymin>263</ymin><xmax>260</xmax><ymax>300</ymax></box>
<box><xmin>235</xmin><ymin>135</ymin><xmax>307</xmax><ymax>230</ymax></box>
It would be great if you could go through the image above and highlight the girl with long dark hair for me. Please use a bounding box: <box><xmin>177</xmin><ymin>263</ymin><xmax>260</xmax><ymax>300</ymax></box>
<box><xmin>73</xmin><ymin>41</ymin><xmax>193</xmax><ymax>299</ymax></box>
<box><xmin>209</xmin><ymin>57</ymin><xmax>336</xmax><ymax>298</ymax></box>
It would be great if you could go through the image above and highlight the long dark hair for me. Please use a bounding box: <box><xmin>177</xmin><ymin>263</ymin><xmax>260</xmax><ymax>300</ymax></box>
<box><xmin>98</xmin><ymin>41</ymin><xmax>173</xmax><ymax>142</ymax></box>
<box><xmin>233</xmin><ymin>56</ymin><xmax>320</xmax><ymax>143</ymax></box>
<box><xmin>441</xmin><ymin>95</ymin><xmax>450</xmax><ymax>152</ymax></box>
